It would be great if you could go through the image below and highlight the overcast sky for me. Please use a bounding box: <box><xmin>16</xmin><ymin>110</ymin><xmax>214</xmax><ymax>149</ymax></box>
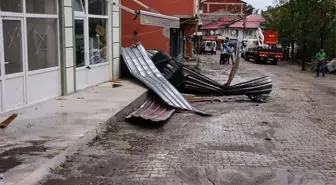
<box><xmin>244</xmin><ymin>0</ymin><xmax>274</xmax><ymax>10</ymax></box>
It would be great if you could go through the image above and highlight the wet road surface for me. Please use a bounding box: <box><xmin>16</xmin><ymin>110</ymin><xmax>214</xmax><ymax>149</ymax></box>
<box><xmin>41</xmin><ymin>55</ymin><xmax>336</xmax><ymax>185</ymax></box>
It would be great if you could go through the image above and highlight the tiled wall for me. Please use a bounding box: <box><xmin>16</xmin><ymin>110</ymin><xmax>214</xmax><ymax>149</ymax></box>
<box><xmin>63</xmin><ymin>0</ymin><xmax>75</xmax><ymax>94</ymax></box>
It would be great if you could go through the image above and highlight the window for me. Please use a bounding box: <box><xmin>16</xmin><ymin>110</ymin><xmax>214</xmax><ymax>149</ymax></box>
<box><xmin>75</xmin><ymin>0</ymin><xmax>108</xmax><ymax>66</ymax></box>
<box><xmin>75</xmin><ymin>0</ymin><xmax>85</xmax><ymax>12</ymax></box>
<box><xmin>75</xmin><ymin>20</ymin><xmax>85</xmax><ymax>68</ymax></box>
<box><xmin>89</xmin><ymin>18</ymin><xmax>107</xmax><ymax>64</ymax></box>
<box><xmin>0</xmin><ymin>0</ymin><xmax>22</xmax><ymax>12</ymax></box>
<box><xmin>3</xmin><ymin>20</ymin><xmax>23</xmax><ymax>74</ymax></box>
<box><xmin>26</xmin><ymin>0</ymin><xmax>56</xmax><ymax>14</ymax></box>
<box><xmin>88</xmin><ymin>0</ymin><xmax>107</xmax><ymax>15</ymax></box>
<box><xmin>27</xmin><ymin>18</ymin><xmax>58</xmax><ymax>71</ymax></box>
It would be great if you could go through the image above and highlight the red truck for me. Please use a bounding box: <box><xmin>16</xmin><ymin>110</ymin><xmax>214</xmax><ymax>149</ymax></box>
<box><xmin>244</xmin><ymin>30</ymin><xmax>284</xmax><ymax>65</ymax></box>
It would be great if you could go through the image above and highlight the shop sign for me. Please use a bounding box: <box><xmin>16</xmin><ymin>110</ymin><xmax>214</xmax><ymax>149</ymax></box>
<box><xmin>140</xmin><ymin>10</ymin><xmax>180</xmax><ymax>28</ymax></box>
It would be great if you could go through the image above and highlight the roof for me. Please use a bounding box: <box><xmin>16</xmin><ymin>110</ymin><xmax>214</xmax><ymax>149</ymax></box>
<box><xmin>121</xmin><ymin>43</ymin><xmax>193</xmax><ymax>111</ymax></box>
<box><xmin>203</xmin><ymin>36</ymin><xmax>221</xmax><ymax>41</ymax></box>
<box><xmin>202</xmin><ymin>17</ymin><xmax>233</xmax><ymax>29</ymax></box>
<box><xmin>229</xmin><ymin>14</ymin><xmax>263</xmax><ymax>28</ymax></box>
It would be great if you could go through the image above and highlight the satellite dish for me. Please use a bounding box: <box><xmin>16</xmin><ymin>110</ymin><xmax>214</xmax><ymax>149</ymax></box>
<box><xmin>232</xmin><ymin>30</ymin><xmax>237</xmax><ymax>37</ymax></box>
<box><xmin>215</xmin><ymin>30</ymin><xmax>219</xmax><ymax>35</ymax></box>
<box><xmin>210</xmin><ymin>30</ymin><xmax>215</xmax><ymax>35</ymax></box>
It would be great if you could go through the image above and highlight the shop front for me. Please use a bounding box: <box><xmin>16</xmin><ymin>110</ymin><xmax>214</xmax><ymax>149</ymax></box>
<box><xmin>0</xmin><ymin>0</ymin><xmax>121</xmax><ymax>112</ymax></box>
<box><xmin>0</xmin><ymin>0</ymin><xmax>61</xmax><ymax>112</ymax></box>
<box><xmin>73</xmin><ymin>0</ymin><xmax>114</xmax><ymax>90</ymax></box>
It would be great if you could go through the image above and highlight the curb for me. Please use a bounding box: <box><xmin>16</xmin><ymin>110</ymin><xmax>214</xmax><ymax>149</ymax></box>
<box><xmin>14</xmin><ymin>91</ymin><xmax>148</xmax><ymax>185</ymax></box>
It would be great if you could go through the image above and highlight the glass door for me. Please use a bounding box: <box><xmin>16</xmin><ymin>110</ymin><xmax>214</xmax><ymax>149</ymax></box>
<box><xmin>75</xmin><ymin>19</ymin><xmax>89</xmax><ymax>90</ymax></box>
<box><xmin>0</xmin><ymin>17</ymin><xmax>26</xmax><ymax>110</ymax></box>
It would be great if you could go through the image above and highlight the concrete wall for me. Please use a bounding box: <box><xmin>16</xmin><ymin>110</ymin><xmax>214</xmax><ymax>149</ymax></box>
<box><xmin>203</xmin><ymin>0</ymin><xmax>246</xmax><ymax>14</ymax></box>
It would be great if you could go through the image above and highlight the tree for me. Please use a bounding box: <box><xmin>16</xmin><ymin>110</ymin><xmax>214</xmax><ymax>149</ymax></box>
<box><xmin>246</xmin><ymin>4</ymin><xmax>256</xmax><ymax>15</ymax></box>
<box><xmin>265</xmin><ymin>0</ymin><xmax>336</xmax><ymax>70</ymax></box>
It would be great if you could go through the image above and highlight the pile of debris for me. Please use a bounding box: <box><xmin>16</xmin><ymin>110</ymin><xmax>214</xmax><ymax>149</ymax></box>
<box><xmin>121</xmin><ymin>43</ymin><xmax>273</xmax><ymax>122</ymax></box>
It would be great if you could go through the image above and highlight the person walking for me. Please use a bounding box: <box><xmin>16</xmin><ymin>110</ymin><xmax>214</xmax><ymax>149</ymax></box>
<box><xmin>316</xmin><ymin>49</ymin><xmax>327</xmax><ymax>77</ymax></box>
<box><xmin>219</xmin><ymin>41</ymin><xmax>227</xmax><ymax>65</ymax></box>
<box><xmin>227</xmin><ymin>44</ymin><xmax>235</xmax><ymax>64</ymax></box>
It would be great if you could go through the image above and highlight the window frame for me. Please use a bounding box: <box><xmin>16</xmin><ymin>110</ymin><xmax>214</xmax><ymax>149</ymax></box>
<box><xmin>74</xmin><ymin>0</ymin><xmax>109</xmax><ymax>67</ymax></box>
<box><xmin>0</xmin><ymin>0</ymin><xmax>60</xmax><ymax>73</ymax></box>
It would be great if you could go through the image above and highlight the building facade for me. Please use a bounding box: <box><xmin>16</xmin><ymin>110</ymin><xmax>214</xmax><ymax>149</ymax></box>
<box><xmin>121</xmin><ymin>0</ymin><xmax>199</xmax><ymax>62</ymax></box>
<box><xmin>0</xmin><ymin>0</ymin><xmax>121</xmax><ymax>112</ymax></box>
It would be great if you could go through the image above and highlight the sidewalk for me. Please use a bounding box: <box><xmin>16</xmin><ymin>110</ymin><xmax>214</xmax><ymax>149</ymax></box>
<box><xmin>0</xmin><ymin>80</ymin><xmax>148</xmax><ymax>185</ymax></box>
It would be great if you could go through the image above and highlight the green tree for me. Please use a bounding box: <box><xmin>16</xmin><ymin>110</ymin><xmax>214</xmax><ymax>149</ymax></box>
<box><xmin>265</xmin><ymin>0</ymin><xmax>336</xmax><ymax>70</ymax></box>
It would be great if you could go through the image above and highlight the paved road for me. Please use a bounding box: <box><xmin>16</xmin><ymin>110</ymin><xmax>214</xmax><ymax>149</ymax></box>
<box><xmin>41</xmin><ymin>55</ymin><xmax>336</xmax><ymax>185</ymax></box>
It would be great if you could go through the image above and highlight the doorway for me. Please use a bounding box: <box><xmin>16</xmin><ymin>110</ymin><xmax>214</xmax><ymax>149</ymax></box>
<box><xmin>0</xmin><ymin>18</ymin><xmax>25</xmax><ymax>110</ymax></box>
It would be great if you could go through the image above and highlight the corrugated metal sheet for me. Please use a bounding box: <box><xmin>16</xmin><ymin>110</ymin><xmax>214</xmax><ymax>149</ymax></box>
<box><xmin>149</xmin><ymin>50</ymin><xmax>273</xmax><ymax>96</ymax></box>
<box><xmin>121</xmin><ymin>43</ymin><xmax>193</xmax><ymax>111</ymax></box>
<box><xmin>127</xmin><ymin>97</ymin><xmax>175</xmax><ymax>122</ymax></box>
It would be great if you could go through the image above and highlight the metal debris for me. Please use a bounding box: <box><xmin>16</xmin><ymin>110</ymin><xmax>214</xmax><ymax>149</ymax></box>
<box><xmin>150</xmin><ymin>51</ymin><xmax>273</xmax><ymax>96</ymax></box>
<box><xmin>127</xmin><ymin>96</ymin><xmax>175</xmax><ymax>122</ymax></box>
<box><xmin>121</xmin><ymin>43</ymin><xmax>193</xmax><ymax>111</ymax></box>
<box><xmin>0</xmin><ymin>114</ymin><xmax>18</xmax><ymax>128</ymax></box>
<box><xmin>123</xmin><ymin>43</ymin><xmax>273</xmax><ymax>123</ymax></box>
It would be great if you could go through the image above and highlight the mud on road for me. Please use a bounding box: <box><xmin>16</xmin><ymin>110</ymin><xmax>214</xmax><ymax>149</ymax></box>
<box><xmin>40</xmin><ymin>56</ymin><xmax>336</xmax><ymax>185</ymax></box>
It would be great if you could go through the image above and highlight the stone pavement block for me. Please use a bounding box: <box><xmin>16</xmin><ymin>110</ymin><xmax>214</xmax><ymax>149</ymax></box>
<box><xmin>40</xmin><ymin>56</ymin><xmax>336</xmax><ymax>185</ymax></box>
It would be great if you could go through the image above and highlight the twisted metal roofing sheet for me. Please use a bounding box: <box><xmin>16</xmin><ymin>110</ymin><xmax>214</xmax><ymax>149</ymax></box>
<box><xmin>127</xmin><ymin>97</ymin><xmax>175</xmax><ymax>122</ymax></box>
<box><xmin>121</xmin><ymin>43</ymin><xmax>193</xmax><ymax>110</ymax></box>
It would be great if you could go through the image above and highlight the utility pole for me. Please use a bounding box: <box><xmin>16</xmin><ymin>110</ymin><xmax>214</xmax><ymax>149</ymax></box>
<box><xmin>195</xmin><ymin>0</ymin><xmax>201</xmax><ymax>69</ymax></box>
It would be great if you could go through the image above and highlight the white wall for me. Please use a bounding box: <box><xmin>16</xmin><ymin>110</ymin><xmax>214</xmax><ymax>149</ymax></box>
<box><xmin>63</xmin><ymin>0</ymin><xmax>75</xmax><ymax>94</ymax></box>
<box><xmin>219</xmin><ymin>28</ymin><xmax>258</xmax><ymax>41</ymax></box>
<box><xmin>61</xmin><ymin>0</ymin><xmax>122</xmax><ymax>94</ymax></box>
<box><xmin>112</xmin><ymin>0</ymin><xmax>121</xmax><ymax>80</ymax></box>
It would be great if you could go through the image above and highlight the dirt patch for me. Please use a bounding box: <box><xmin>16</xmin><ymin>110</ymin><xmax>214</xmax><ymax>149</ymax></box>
<box><xmin>206</xmin><ymin>142</ymin><xmax>275</xmax><ymax>154</ymax></box>
<box><xmin>0</xmin><ymin>145</ymin><xmax>47</xmax><ymax>157</ymax></box>
<box><xmin>125</xmin><ymin>135</ymin><xmax>156</xmax><ymax>153</ymax></box>
<box><xmin>258</xmin><ymin>121</ymin><xmax>282</xmax><ymax>128</ymax></box>
<box><xmin>26</xmin><ymin>140</ymin><xmax>49</xmax><ymax>146</ymax></box>
<box><xmin>42</xmin><ymin>176</ymin><xmax>111</xmax><ymax>185</ymax></box>
<box><xmin>0</xmin><ymin>145</ymin><xmax>47</xmax><ymax>173</ymax></box>
<box><xmin>0</xmin><ymin>156</ymin><xmax>22</xmax><ymax>173</ymax></box>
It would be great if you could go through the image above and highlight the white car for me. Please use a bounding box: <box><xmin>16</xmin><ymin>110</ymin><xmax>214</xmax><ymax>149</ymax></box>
<box><xmin>201</xmin><ymin>41</ymin><xmax>216</xmax><ymax>55</ymax></box>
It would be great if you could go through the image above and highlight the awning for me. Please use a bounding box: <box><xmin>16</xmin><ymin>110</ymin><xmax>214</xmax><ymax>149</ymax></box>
<box><xmin>203</xmin><ymin>36</ymin><xmax>221</xmax><ymax>41</ymax></box>
<box><xmin>108</xmin><ymin>0</ymin><xmax>180</xmax><ymax>28</ymax></box>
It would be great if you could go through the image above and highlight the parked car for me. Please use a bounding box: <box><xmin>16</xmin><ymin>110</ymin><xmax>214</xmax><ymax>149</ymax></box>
<box><xmin>200</xmin><ymin>41</ymin><xmax>216</xmax><ymax>55</ymax></box>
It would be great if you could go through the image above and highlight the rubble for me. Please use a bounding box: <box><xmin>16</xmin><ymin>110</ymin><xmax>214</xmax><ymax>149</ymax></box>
<box><xmin>122</xmin><ymin>43</ymin><xmax>273</xmax><ymax>122</ymax></box>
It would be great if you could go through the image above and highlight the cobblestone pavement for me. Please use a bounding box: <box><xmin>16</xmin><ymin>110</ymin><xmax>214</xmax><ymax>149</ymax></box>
<box><xmin>42</xmin><ymin>55</ymin><xmax>336</xmax><ymax>185</ymax></box>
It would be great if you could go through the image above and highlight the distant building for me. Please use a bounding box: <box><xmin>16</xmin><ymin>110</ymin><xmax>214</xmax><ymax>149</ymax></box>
<box><xmin>201</xmin><ymin>14</ymin><xmax>264</xmax><ymax>41</ymax></box>
<box><xmin>121</xmin><ymin>0</ymin><xmax>199</xmax><ymax>62</ymax></box>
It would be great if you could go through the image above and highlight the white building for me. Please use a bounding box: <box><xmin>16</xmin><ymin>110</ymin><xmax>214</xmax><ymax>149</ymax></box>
<box><xmin>0</xmin><ymin>0</ymin><xmax>121</xmax><ymax>112</ymax></box>
<box><xmin>223</xmin><ymin>14</ymin><xmax>263</xmax><ymax>40</ymax></box>
<box><xmin>201</xmin><ymin>14</ymin><xmax>264</xmax><ymax>41</ymax></box>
